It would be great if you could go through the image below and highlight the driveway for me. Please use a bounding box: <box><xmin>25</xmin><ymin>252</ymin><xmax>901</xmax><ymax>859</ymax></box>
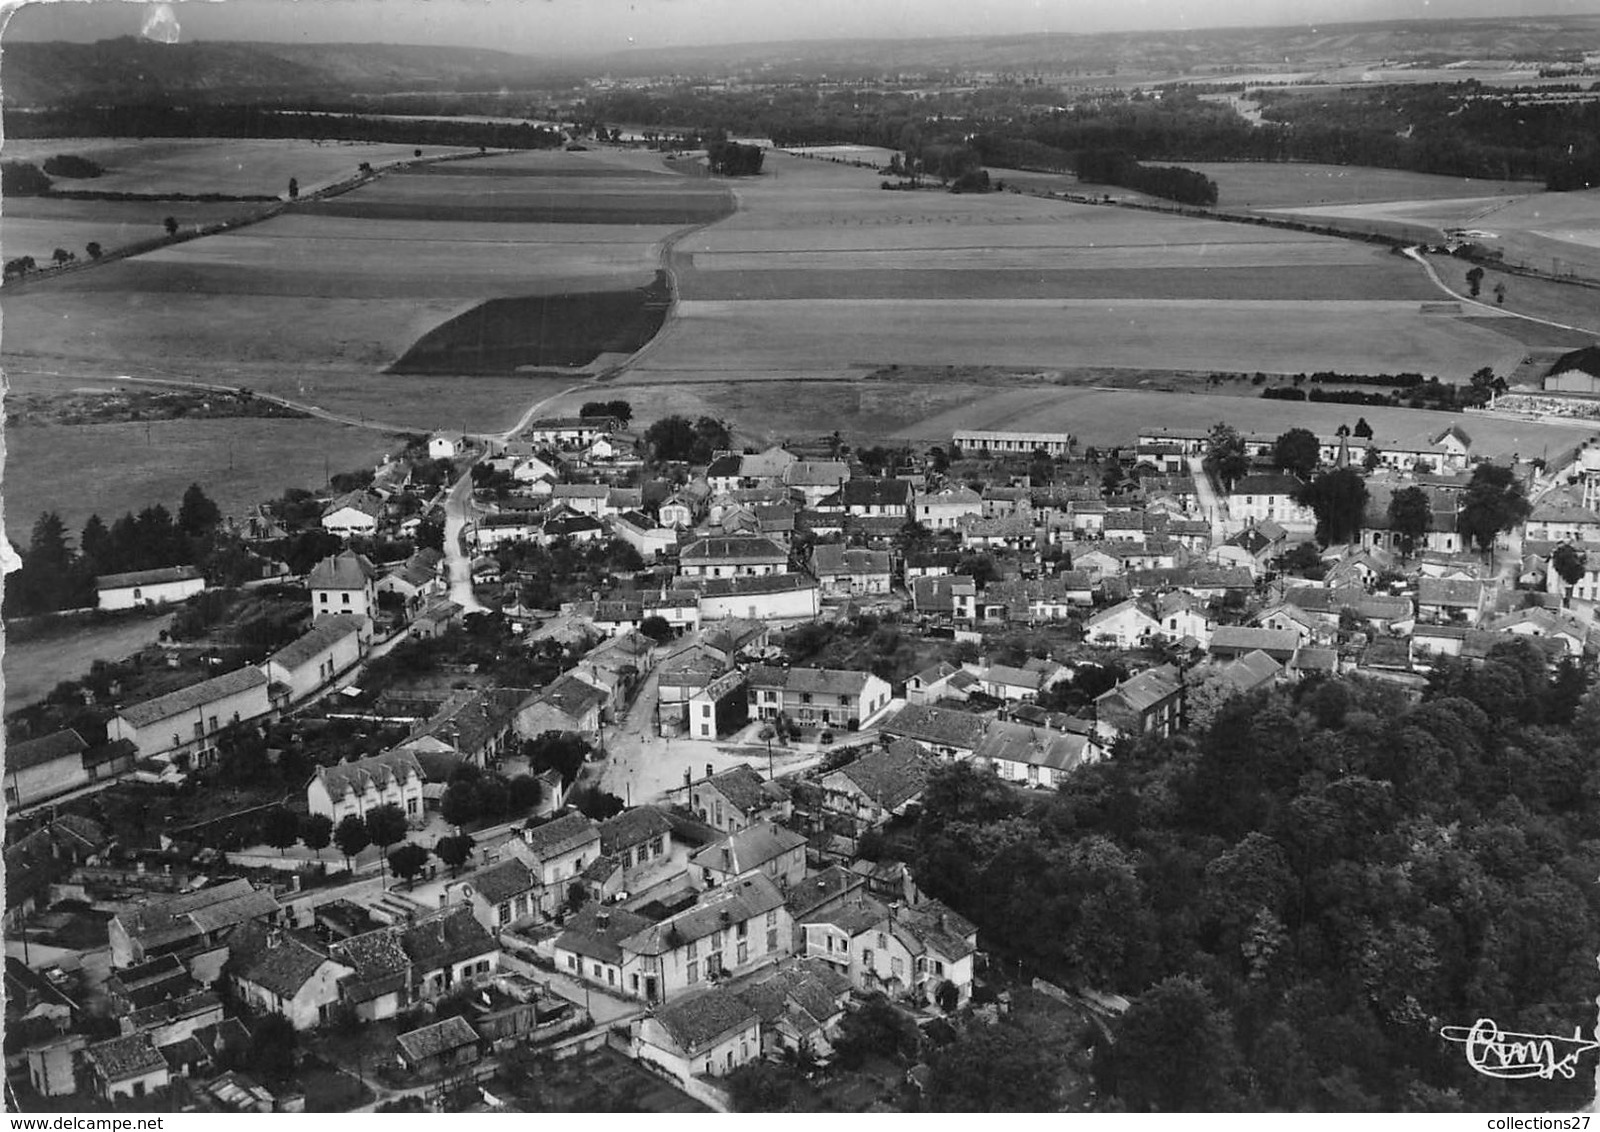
<box><xmin>442</xmin><ymin>470</ymin><xmax>487</xmax><ymax>614</ymax></box>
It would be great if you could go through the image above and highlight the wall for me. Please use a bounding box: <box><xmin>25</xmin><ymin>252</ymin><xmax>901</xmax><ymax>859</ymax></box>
<box><xmin>98</xmin><ymin>576</ymin><xmax>205</xmax><ymax>611</ymax></box>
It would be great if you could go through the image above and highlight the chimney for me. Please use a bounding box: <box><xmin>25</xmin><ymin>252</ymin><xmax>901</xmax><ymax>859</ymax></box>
<box><xmin>596</xmin><ymin>909</ymin><xmax>610</xmax><ymax>930</ymax></box>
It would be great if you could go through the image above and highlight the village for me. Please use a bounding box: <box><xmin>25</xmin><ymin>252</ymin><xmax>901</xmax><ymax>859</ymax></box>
<box><xmin>7</xmin><ymin>372</ymin><xmax>1600</xmax><ymax>1113</ymax></box>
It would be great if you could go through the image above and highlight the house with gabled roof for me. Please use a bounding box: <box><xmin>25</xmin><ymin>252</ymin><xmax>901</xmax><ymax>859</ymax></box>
<box><xmin>635</xmin><ymin>987</ymin><xmax>763</xmax><ymax>1083</ymax></box>
<box><xmin>263</xmin><ymin>614</ymin><xmax>370</xmax><ymax>706</ymax></box>
<box><xmin>95</xmin><ymin>565</ymin><xmax>206</xmax><ymax>611</ymax></box>
<box><xmin>308</xmin><ymin>550</ymin><xmax>378</xmax><ymax>620</ymax></box>
<box><xmin>508</xmin><ymin>812</ymin><xmax>602</xmax><ymax>909</ymax></box>
<box><xmin>555</xmin><ymin>904</ymin><xmax>657</xmax><ymax>995</ymax></box>
<box><xmin>1218</xmin><ymin>649</ymin><xmax>1283</xmax><ymax>693</ymax></box>
<box><xmin>878</xmin><ymin>703</ymin><xmax>987</xmax><ymax>759</ymax></box>
<box><xmin>1094</xmin><ymin>664</ymin><xmax>1184</xmax><ymax>743</ymax></box>
<box><xmin>4</xmin><ymin>728</ymin><xmax>90</xmax><ymax>808</ymax></box>
<box><xmin>811</xmin><ymin>544</ymin><xmax>892</xmax><ymax>597</ymax></box>
<box><xmin>977</xmin><ymin>719</ymin><xmax>1090</xmax><ymax>789</ymax></box>
<box><xmin>1418</xmin><ymin>577</ymin><xmax>1493</xmax><ymax>626</ymax></box>
<box><xmin>784</xmin><ymin>461</ymin><xmax>851</xmax><ymax>506</ymax></box>
<box><xmin>515</xmin><ymin>673</ymin><xmax>608</xmax><ymax>740</ymax></box>
<box><xmin>106</xmin><ymin>666</ymin><xmax>272</xmax><ymax>769</ymax></box>
<box><xmin>224</xmin><ymin>921</ymin><xmax>354</xmax><ymax>1031</ymax></box>
<box><xmin>396</xmin><ymin>1015</ymin><xmax>481</xmax><ymax>1078</ymax></box>
<box><xmin>677</xmin><ymin>763</ymin><xmax>791</xmax><ymax>834</ymax></box>
<box><xmin>821</xmin><ymin>739</ymin><xmax>937</xmax><ymax>829</ymax></box>
<box><xmin>306</xmin><ymin>749</ymin><xmax>424</xmax><ymax>824</ymax></box>
<box><xmin>1085</xmin><ymin>599</ymin><xmax>1160</xmax><ymax>650</ymax></box>
<box><xmin>736</xmin><ymin>957</ymin><xmax>853</xmax><ymax>1061</ymax></box>
<box><xmin>905</xmin><ymin>661</ymin><xmax>977</xmax><ymax>705</ymax></box>
<box><xmin>619</xmin><ymin>874</ymin><xmax>792</xmax><ymax>1003</ymax></box>
<box><xmin>913</xmin><ymin>485</ymin><xmax>983</xmax><ymax>530</ymax></box>
<box><xmin>109</xmin><ymin>879</ymin><xmax>283</xmax><ymax>969</ymax></box>
<box><xmin>800</xmin><ymin>895</ymin><xmax>978</xmax><ymax>1006</ymax></box>
<box><xmin>1231</xmin><ymin>473</ymin><xmax>1312</xmax><ymax>526</ymax></box>
<box><xmin>910</xmin><ymin>574</ymin><xmax>977</xmax><ymax>621</ymax></box>
<box><xmin>694</xmin><ymin>821</ymin><xmax>808</xmax><ymax>890</ymax></box>
<box><xmin>976</xmin><ymin>657</ymin><xmax>1066</xmax><ymax>702</ymax></box>
<box><xmin>841</xmin><ymin>478</ymin><xmax>912</xmax><ymax>518</ymax></box>
<box><xmin>398</xmin><ymin>905</ymin><xmax>500</xmax><ymax>1000</ymax></box>
<box><xmin>744</xmin><ymin>664</ymin><xmax>893</xmax><ymax>730</ymax></box>
<box><xmin>1209</xmin><ymin>626</ymin><xmax>1303</xmax><ymax>662</ymax></box>
<box><xmin>598</xmin><ymin>806</ymin><xmax>682</xmax><ymax>895</ymax></box>
<box><xmin>320</xmin><ymin>490</ymin><xmax>382</xmax><ymax>538</ymax></box>
<box><xmin>445</xmin><ymin>858</ymin><xmax>539</xmax><ymax>931</ymax></box>
<box><xmin>679</xmin><ymin>535</ymin><xmax>789</xmax><ymax>579</ymax></box>
<box><xmin>84</xmin><ymin>1033</ymin><xmax>170</xmax><ymax>1102</ymax></box>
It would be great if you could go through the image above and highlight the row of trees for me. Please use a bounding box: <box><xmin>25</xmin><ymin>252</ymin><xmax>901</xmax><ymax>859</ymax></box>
<box><xmin>5</xmin><ymin>485</ymin><xmax>225</xmax><ymax>616</ymax></box>
<box><xmin>1073</xmin><ymin>148</ymin><xmax>1218</xmax><ymax>205</ymax></box>
<box><xmin>578</xmin><ymin>399</ymin><xmax>633</xmax><ymax>425</ymax></box>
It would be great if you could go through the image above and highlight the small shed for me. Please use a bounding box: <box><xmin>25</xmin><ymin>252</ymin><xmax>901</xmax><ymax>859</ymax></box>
<box><xmin>395</xmin><ymin>1015</ymin><xmax>481</xmax><ymax>1077</ymax></box>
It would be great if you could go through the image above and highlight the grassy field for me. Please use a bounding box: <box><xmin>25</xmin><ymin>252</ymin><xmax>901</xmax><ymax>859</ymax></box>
<box><xmin>5</xmin><ymin>416</ymin><xmax>399</xmax><ymax>542</ymax></box>
<box><xmin>629</xmin><ymin>297</ymin><xmax>1525</xmax><ymax>379</ymax></box>
<box><xmin>4</xmin><ymin>612</ymin><xmax>175</xmax><ymax>713</ymax></box>
<box><xmin>1</xmin><ymin>198</ymin><xmax>277</xmax><ymax>266</ymax></box>
<box><xmin>1179</xmin><ymin>162</ymin><xmax>1538</xmax><ymax>210</ymax></box>
<box><xmin>1425</xmin><ymin>254</ymin><xmax>1600</xmax><ymax>337</ymax></box>
<box><xmin>0</xmin><ymin>137</ymin><xmax>476</xmax><ymax>196</ymax></box>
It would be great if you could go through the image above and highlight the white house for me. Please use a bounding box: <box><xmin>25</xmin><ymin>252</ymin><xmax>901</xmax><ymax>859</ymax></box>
<box><xmin>308</xmin><ymin>551</ymin><xmax>378</xmax><ymax>620</ymax></box>
<box><xmin>811</xmin><ymin>545</ymin><xmax>892</xmax><ymax>597</ymax></box>
<box><xmin>510</xmin><ymin>455</ymin><xmax>558</xmax><ymax>483</ymax></box>
<box><xmin>305</xmin><ymin>749</ymin><xmax>425</xmax><ymax>823</ymax></box>
<box><xmin>634</xmin><ymin>989</ymin><xmax>762</xmax><ymax>1082</ymax></box>
<box><xmin>609</xmin><ymin>511</ymin><xmax>679</xmax><ymax>559</ymax></box>
<box><xmin>696</xmin><ymin>575</ymin><xmax>819</xmax><ymax>621</ymax></box>
<box><xmin>1230</xmin><ymin>474</ymin><xmax>1313</xmax><ymax>527</ymax></box>
<box><xmin>4</xmin><ymin>729</ymin><xmax>90</xmax><ymax>809</ymax></box>
<box><xmin>1084</xmin><ymin>599</ymin><xmax>1160</xmax><ymax>649</ymax></box>
<box><xmin>107</xmin><ymin>667</ymin><xmax>272</xmax><ymax>769</ymax></box>
<box><xmin>96</xmin><ymin>566</ymin><xmax>205</xmax><ymax>611</ymax></box>
<box><xmin>744</xmin><ymin>664</ymin><xmax>893</xmax><ymax>730</ymax></box>
<box><xmin>320</xmin><ymin>491</ymin><xmax>382</xmax><ymax>538</ymax></box>
<box><xmin>800</xmin><ymin>896</ymin><xmax>977</xmax><ymax>1006</ymax></box>
<box><xmin>262</xmin><ymin>615</ymin><xmax>370</xmax><ymax>706</ymax></box>
<box><xmin>680</xmin><ymin>536</ymin><xmax>789</xmax><ymax>579</ymax></box>
<box><xmin>1156</xmin><ymin>591</ymin><xmax>1213</xmax><ymax>647</ymax></box>
<box><xmin>429</xmin><ymin>435</ymin><xmax>459</xmax><ymax>459</ymax></box>
<box><xmin>914</xmin><ymin>486</ymin><xmax>983</xmax><ymax>530</ymax></box>
<box><xmin>226</xmin><ymin>922</ymin><xmax>354</xmax><ymax>1031</ymax></box>
<box><xmin>618</xmin><ymin>874</ymin><xmax>792</xmax><ymax>1003</ymax></box>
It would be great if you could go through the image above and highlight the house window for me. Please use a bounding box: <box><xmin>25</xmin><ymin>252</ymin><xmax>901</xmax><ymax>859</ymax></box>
<box><xmin>737</xmin><ymin>920</ymin><xmax>748</xmax><ymax>938</ymax></box>
<box><xmin>320</xmin><ymin>593</ymin><xmax>328</xmax><ymax>603</ymax></box>
<box><xmin>407</xmin><ymin>798</ymin><xmax>419</xmax><ymax>816</ymax></box>
<box><xmin>891</xmin><ymin>956</ymin><xmax>904</xmax><ymax>978</ymax></box>
<box><xmin>800</xmin><ymin>692</ymin><xmax>812</xmax><ymax>704</ymax></box>
<box><xmin>877</xmin><ymin>932</ymin><xmax>887</xmax><ymax>949</ymax></box>
<box><xmin>686</xmin><ymin>939</ymin><xmax>698</xmax><ymax>959</ymax></box>
<box><xmin>687</xmin><ymin>960</ymin><xmax>699</xmax><ymax>984</ymax></box>
<box><xmin>766</xmin><ymin>910</ymin><xmax>778</xmax><ymax>927</ymax></box>
<box><xmin>737</xmin><ymin>942</ymin><xmax>748</xmax><ymax>965</ymax></box>
<box><xmin>342</xmin><ymin>593</ymin><xmax>351</xmax><ymax>605</ymax></box>
<box><xmin>497</xmin><ymin>902</ymin><xmax>512</xmax><ymax>924</ymax></box>
<box><xmin>767</xmin><ymin>928</ymin><xmax>778</xmax><ymax>951</ymax></box>
<box><xmin>567</xmin><ymin>954</ymin><xmax>577</xmax><ymax>970</ymax></box>
<box><xmin>934</xmin><ymin>961</ymin><xmax>945</xmax><ymax>976</ymax></box>
<box><xmin>863</xmin><ymin>946</ymin><xmax>876</xmax><ymax>968</ymax></box>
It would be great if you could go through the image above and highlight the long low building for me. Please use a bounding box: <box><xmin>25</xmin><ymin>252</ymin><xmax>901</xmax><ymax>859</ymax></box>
<box><xmin>262</xmin><ymin>615</ymin><xmax>371</xmax><ymax>706</ymax></box>
<box><xmin>953</xmin><ymin>429</ymin><xmax>1075</xmax><ymax>456</ymax></box>
<box><xmin>106</xmin><ymin>667</ymin><xmax>272</xmax><ymax>769</ymax></box>
<box><xmin>95</xmin><ymin>566</ymin><xmax>205</xmax><ymax>611</ymax></box>
<box><xmin>695</xmin><ymin>574</ymin><xmax>820</xmax><ymax>621</ymax></box>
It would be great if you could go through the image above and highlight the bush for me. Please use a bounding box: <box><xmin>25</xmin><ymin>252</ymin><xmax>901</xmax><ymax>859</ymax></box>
<box><xmin>42</xmin><ymin>154</ymin><xmax>103</xmax><ymax>179</ymax></box>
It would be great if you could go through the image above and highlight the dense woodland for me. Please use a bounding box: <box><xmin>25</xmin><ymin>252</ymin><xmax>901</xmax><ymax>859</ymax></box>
<box><xmin>906</xmin><ymin>642</ymin><xmax>1600</xmax><ymax>1111</ymax></box>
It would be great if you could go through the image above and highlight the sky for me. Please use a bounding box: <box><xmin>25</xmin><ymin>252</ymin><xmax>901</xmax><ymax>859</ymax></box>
<box><xmin>3</xmin><ymin>0</ymin><xmax>1597</xmax><ymax>55</ymax></box>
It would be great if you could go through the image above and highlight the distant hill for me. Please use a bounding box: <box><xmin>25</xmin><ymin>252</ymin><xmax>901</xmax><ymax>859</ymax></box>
<box><xmin>0</xmin><ymin>38</ymin><xmax>559</xmax><ymax>107</ymax></box>
<box><xmin>584</xmin><ymin>14</ymin><xmax>1600</xmax><ymax>77</ymax></box>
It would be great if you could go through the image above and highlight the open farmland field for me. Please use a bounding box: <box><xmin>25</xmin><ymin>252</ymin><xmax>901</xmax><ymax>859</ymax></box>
<box><xmin>300</xmin><ymin>163</ymin><xmax>732</xmax><ymax>225</ymax></box>
<box><xmin>4</xmin><ymin>417</ymin><xmax>398</xmax><ymax>542</ymax></box>
<box><xmin>629</xmin><ymin>297</ymin><xmax>1525</xmax><ymax>379</ymax></box>
<box><xmin>0</xmin><ymin>137</ymin><xmax>476</xmax><ymax>196</ymax></box>
<box><xmin>1</xmin><ymin>198</ymin><xmax>277</xmax><ymax>266</ymax></box>
<box><xmin>1180</xmin><ymin>163</ymin><xmax>1538</xmax><ymax>211</ymax></box>
<box><xmin>2</xmin><ymin>147</ymin><xmax>720</xmax><ymax>420</ymax></box>
<box><xmin>1262</xmin><ymin>187</ymin><xmax>1600</xmax><ymax>283</ymax></box>
<box><xmin>633</xmin><ymin>152</ymin><xmax>1526</xmax><ymax>385</ymax></box>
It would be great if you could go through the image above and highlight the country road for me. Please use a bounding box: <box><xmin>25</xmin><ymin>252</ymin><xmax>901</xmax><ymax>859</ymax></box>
<box><xmin>1401</xmin><ymin>246</ymin><xmax>1598</xmax><ymax>336</ymax></box>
